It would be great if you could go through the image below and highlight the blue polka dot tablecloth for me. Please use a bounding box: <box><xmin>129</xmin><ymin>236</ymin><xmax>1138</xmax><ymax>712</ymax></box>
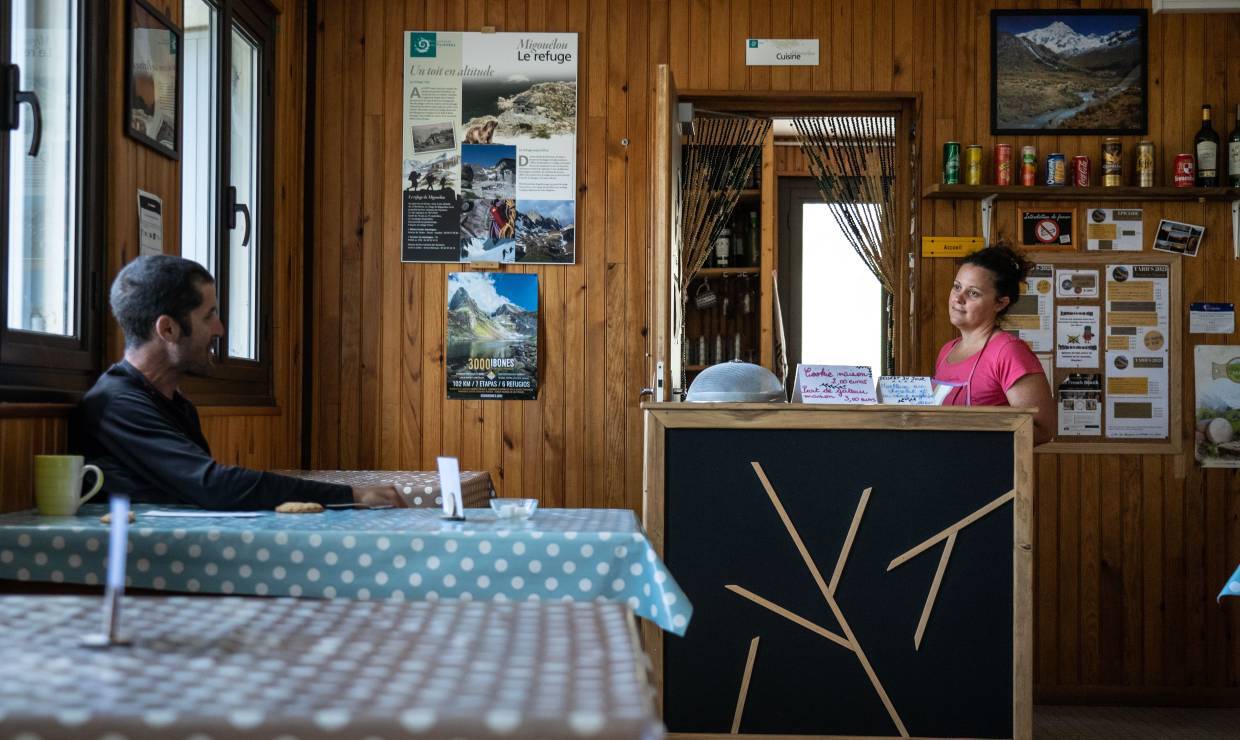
<box><xmin>0</xmin><ymin>505</ymin><xmax>692</xmax><ymax>635</ymax></box>
<box><xmin>1221</xmin><ymin>564</ymin><xmax>1240</xmax><ymax>601</ymax></box>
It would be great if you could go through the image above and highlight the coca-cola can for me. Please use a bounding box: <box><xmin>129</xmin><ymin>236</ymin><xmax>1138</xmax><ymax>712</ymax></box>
<box><xmin>1174</xmin><ymin>153</ymin><xmax>1195</xmax><ymax>188</ymax></box>
<box><xmin>1071</xmin><ymin>155</ymin><xmax>1090</xmax><ymax>187</ymax></box>
<box><xmin>994</xmin><ymin>144</ymin><xmax>1013</xmax><ymax>186</ymax></box>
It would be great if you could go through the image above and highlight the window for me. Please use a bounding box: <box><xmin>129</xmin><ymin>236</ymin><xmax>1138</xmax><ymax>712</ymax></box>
<box><xmin>180</xmin><ymin>0</ymin><xmax>274</xmax><ymax>403</ymax></box>
<box><xmin>779</xmin><ymin>178</ymin><xmax>888</xmax><ymax>378</ymax></box>
<box><xmin>0</xmin><ymin>0</ymin><xmax>104</xmax><ymax>398</ymax></box>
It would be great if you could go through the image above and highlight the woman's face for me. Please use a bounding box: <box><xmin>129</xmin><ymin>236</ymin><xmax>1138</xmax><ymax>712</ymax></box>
<box><xmin>948</xmin><ymin>264</ymin><xmax>1010</xmax><ymax>331</ymax></box>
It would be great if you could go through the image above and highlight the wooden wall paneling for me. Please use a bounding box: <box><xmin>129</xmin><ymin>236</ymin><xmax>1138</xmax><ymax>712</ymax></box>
<box><xmin>337</xmin><ymin>0</ymin><xmax>364</xmax><ymax>470</ymax></box>
<box><xmin>1078</xmin><ymin>453</ymin><xmax>1102</xmax><ymax>686</ymax></box>
<box><xmin>603</xmin><ymin>0</ymin><xmax>629</xmax><ymax>511</ymax></box>
<box><xmin>1058</xmin><ymin>454</ymin><xmax>1080</xmax><ymax>685</ymax></box>
<box><xmin>0</xmin><ymin>415</ymin><xmax>68</xmax><ymax>512</ymax></box>
<box><xmin>315</xmin><ymin>0</ymin><xmax>344</xmax><ymax>468</ymax></box>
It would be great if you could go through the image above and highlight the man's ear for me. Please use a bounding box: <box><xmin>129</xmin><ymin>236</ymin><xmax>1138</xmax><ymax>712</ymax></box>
<box><xmin>153</xmin><ymin>315</ymin><xmax>180</xmax><ymax>343</ymax></box>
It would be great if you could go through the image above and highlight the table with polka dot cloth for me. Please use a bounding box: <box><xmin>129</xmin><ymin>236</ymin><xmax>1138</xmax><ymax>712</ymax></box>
<box><xmin>271</xmin><ymin>469</ymin><xmax>495</xmax><ymax>508</ymax></box>
<box><xmin>1220</xmin><ymin>564</ymin><xmax>1240</xmax><ymax>601</ymax></box>
<box><xmin>0</xmin><ymin>595</ymin><xmax>664</xmax><ymax>739</ymax></box>
<box><xmin>0</xmin><ymin>505</ymin><xmax>693</xmax><ymax>635</ymax></box>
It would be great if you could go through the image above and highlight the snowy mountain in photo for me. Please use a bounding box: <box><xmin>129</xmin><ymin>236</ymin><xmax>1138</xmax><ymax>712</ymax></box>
<box><xmin>1016</xmin><ymin>21</ymin><xmax>1138</xmax><ymax>57</ymax></box>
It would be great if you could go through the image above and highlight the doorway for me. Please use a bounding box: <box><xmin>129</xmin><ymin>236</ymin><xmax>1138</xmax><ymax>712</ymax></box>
<box><xmin>778</xmin><ymin>177</ymin><xmax>888</xmax><ymax>379</ymax></box>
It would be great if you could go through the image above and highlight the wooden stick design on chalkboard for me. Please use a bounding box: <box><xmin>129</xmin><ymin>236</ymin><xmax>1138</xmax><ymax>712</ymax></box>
<box><xmin>888</xmin><ymin>490</ymin><xmax>1016</xmax><ymax>651</ymax></box>
<box><xmin>726</xmin><ymin>463</ymin><xmax>909</xmax><ymax>738</ymax></box>
<box><xmin>731</xmin><ymin>636</ymin><xmax>760</xmax><ymax>734</ymax></box>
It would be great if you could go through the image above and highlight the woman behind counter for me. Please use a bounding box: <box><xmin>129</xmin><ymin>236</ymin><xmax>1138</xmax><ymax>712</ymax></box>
<box><xmin>935</xmin><ymin>244</ymin><xmax>1055</xmax><ymax>444</ymax></box>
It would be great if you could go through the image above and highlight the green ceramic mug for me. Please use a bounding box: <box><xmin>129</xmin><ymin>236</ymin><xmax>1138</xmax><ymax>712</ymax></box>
<box><xmin>34</xmin><ymin>455</ymin><xmax>104</xmax><ymax>516</ymax></box>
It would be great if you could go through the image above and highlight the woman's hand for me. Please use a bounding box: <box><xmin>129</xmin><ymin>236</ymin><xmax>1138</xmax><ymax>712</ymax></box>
<box><xmin>1006</xmin><ymin>373</ymin><xmax>1056</xmax><ymax>445</ymax></box>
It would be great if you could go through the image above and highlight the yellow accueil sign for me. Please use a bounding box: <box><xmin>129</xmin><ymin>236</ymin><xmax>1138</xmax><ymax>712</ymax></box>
<box><xmin>921</xmin><ymin>236</ymin><xmax>984</xmax><ymax>258</ymax></box>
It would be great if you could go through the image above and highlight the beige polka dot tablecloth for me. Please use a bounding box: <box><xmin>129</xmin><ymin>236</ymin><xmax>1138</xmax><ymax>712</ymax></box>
<box><xmin>271</xmin><ymin>470</ymin><xmax>495</xmax><ymax>508</ymax></box>
<box><xmin>0</xmin><ymin>595</ymin><xmax>663</xmax><ymax>739</ymax></box>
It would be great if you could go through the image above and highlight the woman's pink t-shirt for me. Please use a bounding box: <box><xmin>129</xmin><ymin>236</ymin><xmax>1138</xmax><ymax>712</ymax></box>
<box><xmin>934</xmin><ymin>331</ymin><xmax>1045</xmax><ymax>407</ymax></box>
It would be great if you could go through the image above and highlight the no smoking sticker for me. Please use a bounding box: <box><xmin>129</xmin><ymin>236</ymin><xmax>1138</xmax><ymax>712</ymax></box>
<box><xmin>1022</xmin><ymin>210</ymin><xmax>1074</xmax><ymax>248</ymax></box>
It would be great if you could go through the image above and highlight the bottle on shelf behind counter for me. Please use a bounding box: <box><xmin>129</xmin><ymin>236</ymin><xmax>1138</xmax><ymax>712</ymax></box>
<box><xmin>1228</xmin><ymin>103</ymin><xmax>1240</xmax><ymax>187</ymax></box>
<box><xmin>1195</xmin><ymin>103</ymin><xmax>1220</xmax><ymax>187</ymax></box>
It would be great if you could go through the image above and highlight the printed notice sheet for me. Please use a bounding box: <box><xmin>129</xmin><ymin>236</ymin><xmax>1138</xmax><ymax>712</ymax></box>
<box><xmin>1058</xmin><ymin>373</ymin><xmax>1102</xmax><ymax>436</ymax></box>
<box><xmin>1189</xmin><ymin>303</ymin><xmax>1235</xmax><ymax>334</ymax></box>
<box><xmin>1056</xmin><ymin>306</ymin><xmax>1100</xmax><ymax>369</ymax></box>
<box><xmin>1003</xmin><ymin>264</ymin><xmax>1053</xmax><ymax>352</ymax></box>
<box><xmin>1055</xmin><ymin>269</ymin><xmax>1099</xmax><ymax>299</ymax></box>
<box><xmin>1086</xmin><ymin>208</ymin><xmax>1143</xmax><ymax>251</ymax></box>
<box><xmin>1104</xmin><ymin>264</ymin><xmax>1170</xmax><ymax>439</ymax></box>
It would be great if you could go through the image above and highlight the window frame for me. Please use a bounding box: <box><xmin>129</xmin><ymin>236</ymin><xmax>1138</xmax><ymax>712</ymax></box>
<box><xmin>0</xmin><ymin>0</ymin><xmax>106</xmax><ymax>401</ymax></box>
<box><xmin>179</xmin><ymin>0</ymin><xmax>275</xmax><ymax>406</ymax></box>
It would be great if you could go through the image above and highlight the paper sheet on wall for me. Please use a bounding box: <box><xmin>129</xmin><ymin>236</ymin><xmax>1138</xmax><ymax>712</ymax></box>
<box><xmin>1085</xmin><ymin>208</ymin><xmax>1143</xmax><ymax>251</ymax></box>
<box><xmin>1055</xmin><ymin>269</ymin><xmax>1099</xmax><ymax>299</ymax></box>
<box><xmin>1058</xmin><ymin>373</ymin><xmax>1102</xmax><ymax>436</ymax></box>
<box><xmin>1104</xmin><ymin>264</ymin><xmax>1170</xmax><ymax>439</ymax></box>
<box><xmin>1056</xmin><ymin>306</ymin><xmax>1100</xmax><ymax>369</ymax></box>
<box><xmin>1002</xmin><ymin>264</ymin><xmax>1053</xmax><ymax>352</ymax></box>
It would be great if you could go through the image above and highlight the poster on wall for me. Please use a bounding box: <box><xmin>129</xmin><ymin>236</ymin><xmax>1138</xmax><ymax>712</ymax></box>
<box><xmin>403</xmin><ymin>31</ymin><xmax>578</xmax><ymax>264</ymax></box>
<box><xmin>1104</xmin><ymin>264</ymin><xmax>1169</xmax><ymax>439</ymax></box>
<box><xmin>1194</xmin><ymin>346</ymin><xmax>1240</xmax><ymax>468</ymax></box>
<box><xmin>446</xmin><ymin>272</ymin><xmax>539</xmax><ymax>400</ymax></box>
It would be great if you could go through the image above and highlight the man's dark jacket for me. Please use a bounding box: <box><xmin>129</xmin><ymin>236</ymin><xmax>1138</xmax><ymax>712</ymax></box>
<box><xmin>71</xmin><ymin>360</ymin><xmax>351</xmax><ymax>510</ymax></box>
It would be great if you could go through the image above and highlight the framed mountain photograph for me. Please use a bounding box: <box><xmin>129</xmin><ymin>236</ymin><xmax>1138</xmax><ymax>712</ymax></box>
<box><xmin>991</xmin><ymin>9</ymin><xmax>1147</xmax><ymax>135</ymax></box>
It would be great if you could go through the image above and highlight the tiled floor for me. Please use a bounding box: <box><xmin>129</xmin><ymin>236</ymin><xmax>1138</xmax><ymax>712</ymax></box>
<box><xmin>1035</xmin><ymin>705</ymin><xmax>1240</xmax><ymax>739</ymax></box>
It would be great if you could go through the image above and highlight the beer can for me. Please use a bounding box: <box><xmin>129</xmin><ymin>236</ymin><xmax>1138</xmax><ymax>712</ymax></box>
<box><xmin>1102</xmin><ymin>138</ymin><xmax>1123</xmax><ymax>186</ymax></box>
<box><xmin>1020</xmin><ymin>145</ymin><xmax>1037</xmax><ymax>186</ymax></box>
<box><xmin>1174</xmin><ymin>153</ymin><xmax>1195</xmax><ymax>188</ymax></box>
<box><xmin>994</xmin><ymin>144</ymin><xmax>1013</xmax><ymax>186</ymax></box>
<box><xmin>965</xmin><ymin>145</ymin><xmax>983</xmax><ymax>186</ymax></box>
<box><xmin>1071</xmin><ymin>155</ymin><xmax>1091</xmax><ymax>187</ymax></box>
<box><xmin>943</xmin><ymin>142</ymin><xmax>960</xmax><ymax>185</ymax></box>
<box><xmin>1137</xmin><ymin>141</ymin><xmax>1155</xmax><ymax>187</ymax></box>
<box><xmin>1045</xmin><ymin>153</ymin><xmax>1067</xmax><ymax>186</ymax></box>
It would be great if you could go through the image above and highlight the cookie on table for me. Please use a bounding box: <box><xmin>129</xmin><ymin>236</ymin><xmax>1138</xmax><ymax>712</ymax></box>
<box><xmin>275</xmin><ymin>501</ymin><xmax>325</xmax><ymax>514</ymax></box>
<box><xmin>100</xmin><ymin>511</ymin><xmax>137</xmax><ymax>524</ymax></box>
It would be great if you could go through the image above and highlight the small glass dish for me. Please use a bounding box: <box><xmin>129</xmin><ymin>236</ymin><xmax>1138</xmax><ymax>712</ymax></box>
<box><xmin>490</xmin><ymin>498</ymin><xmax>538</xmax><ymax>519</ymax></box>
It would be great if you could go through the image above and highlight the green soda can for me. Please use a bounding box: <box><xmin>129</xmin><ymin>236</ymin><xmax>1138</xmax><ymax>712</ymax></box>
<box><xmin>943</xmin><ymin>141</ymin><xmax>961</xmax><ymax>184</ymax></box>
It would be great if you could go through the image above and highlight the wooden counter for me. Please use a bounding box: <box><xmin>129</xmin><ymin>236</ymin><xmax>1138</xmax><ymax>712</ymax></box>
<box><xmin>641</xmin><ymin>403</ymin><xmax>1034</xmax><ymax>740</ymax></box>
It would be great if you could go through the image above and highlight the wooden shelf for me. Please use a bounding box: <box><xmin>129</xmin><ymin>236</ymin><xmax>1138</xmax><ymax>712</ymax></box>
<box><xmin>738</xmin><ymin>188</ymin><xmax>760</xmax><ymax>198</ymax></box>
<box><xmin>924</xmin><ymin>183</ymin><xmax>1240</xmax><ymax>202</ymax></box>
<box><xmin>685</xmin><ymin>364</ymin><xmax>707</xmax><ymax>372</ymax></box>
<box><xmin>694</xmin><ymin>266</ymin><xmax>760</xmax><ymax>277</ymax></box>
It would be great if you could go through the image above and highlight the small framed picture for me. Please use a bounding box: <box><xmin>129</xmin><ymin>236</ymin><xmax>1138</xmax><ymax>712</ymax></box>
<box><xmin>991</xmin><ymin>9</ymin><xmax>1148</xmax><ymax>135</ymax></box>
<box><xmin>125</xmin><ymin>0</ymin><xmax>182</xmax><ymax>159</ymax></box>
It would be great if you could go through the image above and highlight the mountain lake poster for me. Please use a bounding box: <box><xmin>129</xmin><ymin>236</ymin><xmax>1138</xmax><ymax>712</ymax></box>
<box><xmin>991</xmin><ymin>10</ymin><xmax>1147</xmax><ymax>135</ymax></box>
<box><xmin>403</xmin><ymin>32</ymin><xmax>577</xmax><ymax>264</ymax></box>
<box><xmin>446</xmin><ymin>272</ymin><xmax>539</xmax><ymax>400</ymax></box>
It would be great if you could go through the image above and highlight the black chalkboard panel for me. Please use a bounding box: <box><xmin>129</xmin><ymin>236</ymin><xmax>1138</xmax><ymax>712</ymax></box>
<box><xmin>663</xmin><ymin>427</ymin><xmax>1015</xmax><ymax>738</ymax></box>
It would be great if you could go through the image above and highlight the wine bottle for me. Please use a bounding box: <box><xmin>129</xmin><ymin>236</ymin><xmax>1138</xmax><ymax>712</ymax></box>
<box><xmin>1228</xmin><ymin>103</ymin><xmax>1240</xmax><ymax>187</ymax></box>
<box><xmin>1194</xmin><ymin>104</ymin><xmax>1220</xmax><ymax>187</ymax></box>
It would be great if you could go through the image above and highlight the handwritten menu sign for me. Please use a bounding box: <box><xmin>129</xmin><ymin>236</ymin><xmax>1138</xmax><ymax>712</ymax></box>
<box><xmin>877</xmin><ymin>376</ymin><xmax>936</xmax><ymax>405</ymax></box>
<box><xmin>791</xmin><ymin>365</ymin><xmax>877</xmax><ymax>405</ymax></box>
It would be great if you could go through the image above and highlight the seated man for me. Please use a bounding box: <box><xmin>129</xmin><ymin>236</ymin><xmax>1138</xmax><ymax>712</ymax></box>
<box><xmin>72</xmin><ymin>256</ymin><xmax>405</xmax><ymax>510</ymax></box>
